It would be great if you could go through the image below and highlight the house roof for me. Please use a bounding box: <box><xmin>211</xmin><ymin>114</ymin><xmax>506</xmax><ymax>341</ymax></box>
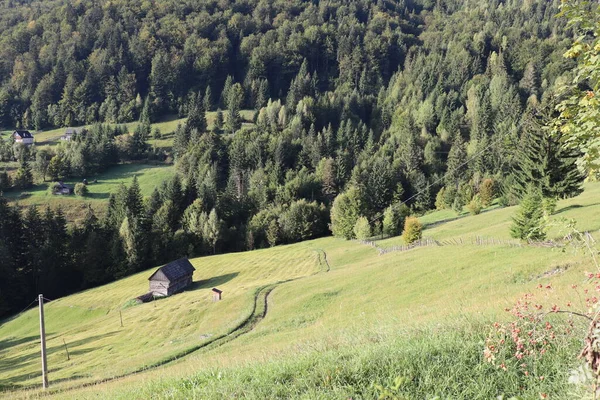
<box><xmin>148</xmin><ymin>258</ymin><xmax>195</xmax><ymax>282</ymax></box>
<box><xmin>13</xmin><ymin>130</ymin><xmax>33</xmax><ymax>139</ymax></box>
<box><xmin>57</xmin><ymin>182</ymin><xmax>73</xmax><ymax>189</ymax></box>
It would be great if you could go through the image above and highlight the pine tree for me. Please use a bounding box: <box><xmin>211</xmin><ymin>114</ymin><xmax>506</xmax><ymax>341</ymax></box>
<box><xmin>204</xmin><ymin>208</ymin><xmax>222</xmax><ymax>254</ymax></box>
<box><xmin>186</xmin><ymin>94</ymin><xmax>207</xmax><ymax>133</ymax></box>
<box><xmin>172</xmin><ymin>123</ymin><xmax>190</xmax><ymax>158</ymax></box>
<box><xmin>203</xmin><ymin>86</ymin><xmax>213</xmax><ymax>112</ymax></box>
<box><xmin>214</xmin><ymin>109</ymin><xmax>224</xmax><ymax>132</ymax></box>
<box><xmin>14</xmin><ymin>159</ymin><xmax>33</xmax><ymax>189</ymax></box>
<box><xmin>513</xmin><ymin>106</ymin><xmax>585</xmax><ymax>200</ymax></box>
<box><xmin>140</xmin><ymin>96</ymin><xmax>153</xmax><ymax>124</ymax></box>
<box><xmin>226</xmin><ymin>83</ymin><xmax>243</xmax><ymax>134</ymax></box>
<box><xmin>383</xmin><ymin>204</ymin><xmax>410</xmax><ymax>237</ymax></box>
<box><xmin>445</xmin><ymin>133</ymin><xmax>467</xmax><ymax>189</ymax></box>
<box><xmin>510</xmin><ymin>186</ymin><xmax>546</xmax><ymax>241</ymax></box>
<box><xmin>126</xmin><ymin>176</ymin><xmax>144</xmax><ymax>218</ymax></box>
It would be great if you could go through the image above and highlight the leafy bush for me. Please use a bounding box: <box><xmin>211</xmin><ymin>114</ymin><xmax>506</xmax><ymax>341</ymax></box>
<box><xmin>353</xmin><ymin>216</ymin><xmax>371</xmax><ymax>240</ymax></box>
<box><xmin>330</xmin><ymin>187</ymin><xmax>362</xmax><ymax>239</ymax></box>
<box><xmin>75</xmin><ymin>182</ymin><xmax>89</xmax><ymax>197</ymax></box>
<box><xmin>466</xmin><ymin>195</ymin><xmax>483</xmax><ymax>215</ymax></box>
<box><xmin>479</xmin><ymin>178</ymin><xmax>496</xmax><ymax>207</ymax></box>
<box><xmin>452</xmin><ymin>195</ymin><xmax>465</xmax><ymax>215</ymax></box>
<box><xmin>402</xmin><ymin>217</ymin><xmax>422</xmax><ymax>244</ymax></box>
<box><xmin>383</xmin><ymin>204</ymin><xmax>410</xmax><ymax>237</ymax></box>
<box><xmin>48</xmin><ymin>182</ymin><xmax>61</xmax><ymax>195</ymax></box>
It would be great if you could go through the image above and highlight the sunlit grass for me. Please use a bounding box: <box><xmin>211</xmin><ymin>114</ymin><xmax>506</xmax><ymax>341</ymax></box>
<box><xmin>2</xmin><ymin>184</ymin><xmax>599</xmax><ymax>399</ymax></box>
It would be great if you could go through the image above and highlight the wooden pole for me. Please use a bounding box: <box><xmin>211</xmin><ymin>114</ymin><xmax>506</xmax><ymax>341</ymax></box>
<box><xmin>119</xmin><ymin>311</ymin><xmax>123</xmax><ymax>327</ymax></box>
<box><xmin>62</xmin><ymin>339</ymin><xmax>70</xmax><ymax>361</ymax></box>
<box><xmin>38</xmin><ymin>294</ymin><xmax>48</xmax><ymax>389</ymax></box>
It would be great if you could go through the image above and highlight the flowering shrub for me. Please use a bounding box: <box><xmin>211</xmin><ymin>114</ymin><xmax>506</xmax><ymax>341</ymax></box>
<box><xmin>485</xmin><ymin>274</ymin><xmax>600</xmax><ymax>395</ymax></box>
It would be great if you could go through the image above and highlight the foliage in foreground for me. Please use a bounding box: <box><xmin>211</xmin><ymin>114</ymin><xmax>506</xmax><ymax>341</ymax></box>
<box><xmin>110</xmin><ymin>326</ymin><xmax>581</xmax><ymax>400</ymax></box>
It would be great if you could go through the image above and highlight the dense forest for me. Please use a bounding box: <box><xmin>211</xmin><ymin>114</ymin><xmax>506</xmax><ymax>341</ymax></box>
<box><xmin>0</xmin><ymin>0</ymin><xmax>588</xmax><ymax>317</ymax></box>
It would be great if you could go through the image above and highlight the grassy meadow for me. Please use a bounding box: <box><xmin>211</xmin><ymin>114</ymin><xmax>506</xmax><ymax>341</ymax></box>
<box><xmin>1</xmin><ymin>183</ymin><xmax>599</xmax><ymax>398</ymax></box>
<box><xmin>1</xmin><ymin>109</ymin><xmax>256</xmax><ymax>151</ymax></box>
<box><xmin>2</xmin><ymin>163</ymin><xmax>175</xmax><ymax>222</ymax></box>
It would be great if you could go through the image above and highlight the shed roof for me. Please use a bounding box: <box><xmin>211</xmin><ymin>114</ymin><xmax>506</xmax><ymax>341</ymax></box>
<box><xmin>212</xmin><ymin>288</ymin><xmax>223</xmax><ymax>294</ymax></box>
<box><xmin>13</xmin><ymin>130</ymin><xmax>33</xmax><ymax>139</ymax></box>
<box><xmin>148</xmin><ymin>258</ymin><xmax>195</xmax><ymax>282</ymax></box>
<box><xmin>57</xmin><ymin>182</ymin><xmax>73</xmax><ymax>189</ymax></box>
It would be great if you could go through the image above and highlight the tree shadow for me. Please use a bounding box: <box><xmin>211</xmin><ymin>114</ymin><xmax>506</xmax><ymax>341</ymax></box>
<box><xmin>0</xmin><ymin>331</ymin><xmax>119</xmax><ymax>374</ymax></box>
<box><xmin>0</xmin><ymin>336</ymin><xmax>38</xmax><ymax>352</ymax></box>
<box><xmin>85</xmin><ymin>192</ymin><xmax>111</xmax><ymax>200</ymax></box>
<box><xmin>554</xmin><ymin>203</ymin><xmax>600</xmax><ymax>215</ymax></box>
<box><xmin>188</xmin><ymin>273</ymin><xmax>239</xmax><ymax>291</ymax></box>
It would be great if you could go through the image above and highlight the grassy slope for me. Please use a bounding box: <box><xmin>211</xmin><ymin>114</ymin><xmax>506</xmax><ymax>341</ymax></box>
<box><xmin>1</xmin><ymin>110</ymin><xmax>256</xmax><ymax>150</ymax></box>
<box><xmin>1</xmin><ymin>163</ymin><xmax>175</xmax><ymax>222</ymax></box>
<box><xmin>0</xmin><ymin>244</ymin><xmax>320</xmax><ymax>390</ymax></box>
<box><xmin>2</xmin><ymin>183</ymin><xmax>599</xmax><ymax>398</ymax></box>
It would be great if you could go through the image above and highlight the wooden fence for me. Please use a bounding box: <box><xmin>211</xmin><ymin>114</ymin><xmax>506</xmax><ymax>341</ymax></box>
<box><xmin>356</xmin><ymin>233</ymin><xmax>595</xmax><ymax>255</ymax></box>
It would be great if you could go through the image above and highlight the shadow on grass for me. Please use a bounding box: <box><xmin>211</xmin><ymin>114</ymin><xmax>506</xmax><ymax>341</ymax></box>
<box><xmin>554</xmin><ymin>203</ymin><xmax>600</xmax><ymax>215</ymax></box>
<box><xmin>188</xmin><ymin>273</ymin><xmax>239</xmax><ymax>291</ymax></box>
<box><xmin>0</xmin><ymin>336</ymin><xmax>38</xmax><ymax>352</ymax></box>
<box><xmin>0</xmin><ymin>331</ymin><xmax>119</xmax><ymax>375</ymax></box>
<box><xmin>85</xmin><ymin>192</ymin><xmax>111</xmax><ymax>200</ymax></box>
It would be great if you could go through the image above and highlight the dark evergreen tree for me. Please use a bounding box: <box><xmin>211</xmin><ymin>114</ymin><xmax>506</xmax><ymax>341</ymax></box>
<box><xmin>512</xmin><ymin>106</ymin><xmax>585</xmax><ymax>200</ymax></box>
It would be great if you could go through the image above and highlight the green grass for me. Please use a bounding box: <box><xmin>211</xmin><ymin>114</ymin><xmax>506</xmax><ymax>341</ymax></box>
<box><xmin>1</xmin><ymin>163</ymin><xmax>175</xmax><ymax>222</ymax></box>
<box><xmin>1</xmin><ymin>110</ymin><xmax>256</xmax><ymax>151</ymax></box>
<box><xmin>2</xmin><ymin>184</ymin><xmax>600</xmax><ymax>399</ymax></box>
<box><xmin>376</xmin><ymin>182</ymin><xmax>600</xmax><ymax>248</ymax></box>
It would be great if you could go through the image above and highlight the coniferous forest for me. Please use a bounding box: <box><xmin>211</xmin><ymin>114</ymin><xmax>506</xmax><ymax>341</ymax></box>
<box><xmin>0</xmin><ymin>0</ymin><xmax>589</xmax><ymax>317</ymax></box>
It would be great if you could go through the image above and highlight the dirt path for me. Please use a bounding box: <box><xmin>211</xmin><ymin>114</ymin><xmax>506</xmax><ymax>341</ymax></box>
<box><xmin>23</xmin><ymin>249</ymin><xmax>332</xmax><ymax>396</ymax></box>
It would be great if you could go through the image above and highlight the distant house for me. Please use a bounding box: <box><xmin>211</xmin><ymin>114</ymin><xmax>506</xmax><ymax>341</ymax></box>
<box><xmin>148</xmin><ymin>258</ymin><xmax>195</xmax><ymax>297</ymax></box>
<box><xmin>12</xmin><ymin>130</ymin><xmax>34</xmax><ymax>145</ymax></box>
<box><xmin>61</xmin><ymin>128</ymin><xmax>81</xmax><ymax>141</ymax></box>
<box><xmin>52</xmin><ymin>182</ymin><xmax>74</xmax><ymax>195</ymax></box>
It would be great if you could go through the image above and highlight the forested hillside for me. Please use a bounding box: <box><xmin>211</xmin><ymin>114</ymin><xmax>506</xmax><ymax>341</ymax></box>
<box><xmin>0</xmin><ymin>0</ymin><xmax>584</xmax><ymax>317</ymax></box>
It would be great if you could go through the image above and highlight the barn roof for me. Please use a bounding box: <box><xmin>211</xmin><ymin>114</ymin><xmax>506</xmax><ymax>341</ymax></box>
<box><xmin>13</xmin><ymin>130</ymin><xmax>33</xmax><ymax>139</ymax></box>
<box><xmin>148</xmin><ymin>258</ymin><xmax>195</xmax><ymax>282</ymax></box>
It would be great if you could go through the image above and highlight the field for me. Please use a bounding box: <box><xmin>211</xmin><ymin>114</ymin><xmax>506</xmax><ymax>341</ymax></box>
<box><xmin>0</xmin><ymin>110</ymin><xmax>256</xmax><ymax>151</ymax></box>
<box><xmin>1</xmin><ymin>184</ymin><xmax>599</xmax><ymax>399</ymax></box>
<box><xmin>2</xmin><ymin>163</ymin><xmax>175</xmax><ymax>222</ymax></box>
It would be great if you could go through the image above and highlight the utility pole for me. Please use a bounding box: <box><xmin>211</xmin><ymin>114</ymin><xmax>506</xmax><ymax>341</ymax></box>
<box><xmin>38</xmin><ymin>294</ymin><xmax>48</xmax><ymax>389</ymax></box>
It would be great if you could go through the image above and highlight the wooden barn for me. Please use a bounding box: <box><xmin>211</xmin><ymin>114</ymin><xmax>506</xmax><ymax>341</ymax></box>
<box><xmin>148</xmin><ymin>258</ymin><xmax>195</xmax><ymax>297</ymax></box>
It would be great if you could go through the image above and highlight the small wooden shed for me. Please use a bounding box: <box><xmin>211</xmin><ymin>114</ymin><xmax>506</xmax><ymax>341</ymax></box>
<box><xmin>212</xmin><ymin>288</ymin><xmax>222</xmax><ymax>302</ymax></box>
<box><xmin>148</xmin><ymin>258</ymin><xmax>195</xmax><ymax>297</ymax></box>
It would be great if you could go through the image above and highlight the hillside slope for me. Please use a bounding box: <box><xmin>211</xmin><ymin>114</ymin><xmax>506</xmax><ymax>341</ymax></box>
<box><xmin>1</xmin><ymin>183</ymin><xmax>600</xmax><ymax>398</ymax></box>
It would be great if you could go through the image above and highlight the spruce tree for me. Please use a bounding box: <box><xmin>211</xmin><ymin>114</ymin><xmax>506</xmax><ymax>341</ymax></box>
<box><xmin>226</xmin><ymin>83</ymin><xmax>243</xmax><ymax>134</ymax></box>
<box><xmin>510</xmin><ymin>186</ymin><xmax>546</xmax><ymax>241</ymax></box>
<box><xmin>203</xmin><ymin>86</ymin><xmax>213</xmax><ymax>112</ymax></box>
<box><xmin>214</xmin><ymin>109</ymin><xmax>224</xmax><ymax>132</ymax></box>
<box><xmin>140</xmin><ymin>96</ymin><xmax>153</xmax><ymax>124</ymax></box>
<box><xmin>444</xmin><ymin>133</ymin><xmax>467</xmax><ymax>189</ymax></box>
<box><xmin>14</xmin><ymin>159</ymin><xmax>33</xmax><ymax>189</ymax></box>
<box><xmin>186</xmin><ymin>94</ymin><xmax>207</xmax><ymax>133</ymax></box>
<box><xmin>513</xmin><ymin>106</ymin><xmax>585</xmax><ymax>200</ymax></box>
